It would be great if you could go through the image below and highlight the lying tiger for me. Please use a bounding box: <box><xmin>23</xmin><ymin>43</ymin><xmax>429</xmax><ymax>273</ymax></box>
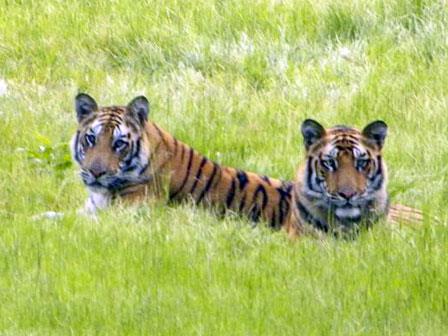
<box><xmin>71</xmin><ymin>93</ymin><xmax>421</xmax><ymax>236</ymax></box>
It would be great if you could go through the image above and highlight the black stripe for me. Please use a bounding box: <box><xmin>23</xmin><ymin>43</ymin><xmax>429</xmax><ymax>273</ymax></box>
<box><xmin>104</xmin><ymin>114</ymin><xmax>123</xmax><ymax>123</ymax></box>
<box><xmin>261</xmin><ymin>175</ymin><xmax>272</xmax><ymax>185</ymax></box>
<box><xmin>121</xmin><ymin>164</ymin><xmax>137</xmax><ymax>173</ymax></box>
<box><xmin>250</xmin><ymin>206</ymin><xmax>261</xmax><ymax>222</ymax></box>
<box><xmin>283</xmin><ymin>182</ymin><xmax>293</xmax><ymax>195</ymax></box>
<box><xmin>99</xmin><ymin>116</ymin><xmax>122</xmax><ymax>125</ymax></box>
<box><xmin>236</xmin><ymin>170</ymin><xmax>249</xmax><ymax>190</ymax></box>
<box><xmin>125</xmin><ymin>120</ymin><xmax>139</xmax><ymax>133</ymax></box>
<box><xmin>277</xmin><ymin>182</ymin><xmax>292</xmax><ymax>228</ymax></box>
<box><xmin>369</xmin><ymin>155</ymin><xmax>384</xmax><ymax>191</ymax></box>
<box><xmin>249</xmin><ymin>184</ymin><xmax>268</xmax><ymax>223</ymax></box>
<box><xmin>197</xmin><ymin>162</ymin><xmax>219</xmax><ymax>204</ymax></box>
<box><xmin>169</xmin><ymin>147</ymin><xmax>194</xmax><ymax>200</ymax></box>
<box><xmin>80</xmin><ymin>115</ymin><xmax>97</xmax><ymax>127</ymax></box>
<box><xmin>121</xmin><ymin>140</ymin><xmax>140</xmax><ymax>170</ymax></box>
<box><xmin>345</xmin><ymin>134</ymin><xmax>360</xmax><ymax>140</ymax></box>
<box><xmin>154</xmin><ymin>124</ymin><xmax>164</xmax><ymax>139</ymax></box>
<box><xmin>124</xmin><ymin>141</ymin><xmax>137</xmax><ymax>165</ymax></box>
<box><xmin>138</xmin><ymin>163</ymin><xmax>149</xmax><ymax>175</ymax></box>
<box><xmin>190</xmin><ymin>158</ymin><xmax>208</xmax><ymax>195</ymax></box>
<box><xmin>270</xmin><ymin>209</ymin><xmax>277</xmax><ymax>228</ymax></box>
<box><xmin>278</xmin><ymin>197</ymin><xmax>288</xmax><ymax>228</ymax></box>
<box><xmin>296</xmin><ymin>200</ymin><xmax>328</xmax><ymax>232</ymax></box>
<box><xmin>135</xmin><ymin>139</ymin><xmax>141</xmax><ymax>157</ymax></box>
<box><xmin>306</xmin><ymin>159</ymin><xmax>314</xmax><ymax>191</ymax></box>
<box><xmin>281</xmin><ymin>198</ymin><xmax>291</xmax><ymax>227</ymax></box>
<box><xmin>334</xmin><ymin>144</ymin><xmax>354</xmax><ymax>151</ymax></box>
<box><xmin>331</xmin><ymin>133</ymin><xmax>359</xmax><ymax>141</ymax></box>
<box><xmin>376</xmin><ymin>155</ymin><xmax>382</xmax><ymax>175</ymax></box>
<box><xmin>332</xmin><ymin>138</ymin><xmax>358</xmax><ymax>146</ymax></box>
<box><xmin>102</xmin><ymin>111</ymin><xmax>123</xmax><ymax>120</ymax></box>
<box><xmin>74</xmin><ymin>131</ymin><xmax>81</xmax><ymax>163</ymax></box>
<box><xmin>225</xmin><ymin>178</ymin><xmax>236</xmax><ymax>208</ymax></box>
<box><xmin>254</xmin><ymin>184</ymin><xmax>268</xmax><ymax>210</ymax></box>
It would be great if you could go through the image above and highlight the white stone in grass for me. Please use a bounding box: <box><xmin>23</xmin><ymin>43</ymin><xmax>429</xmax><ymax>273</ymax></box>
<box><xmin>31</xmin><ymin>158</ymin><xmax>43</xmax><ymax>164</ymax></box>
<box><xmin>0</xmin><ymin>79</ymin><xmax>7</xmax><ymax>96</ymax></box>
<box><xmin>339</xmin><ymin>47</ymin><xmax>352</xmax><ymax>60</ymax></box>
<box><xmin>106</xmin><ymin>75</ymin><xmax>114</xmax><ymax>86</ymax></box>
<box><xmin>328</xmin><ymin>87</ymin><xmax>342</xmax><ymax>101</ymax></box>
<box><xmin>32</xmin><ymin>211</ymin><xmax>64</xmax><ymax>221</ymax></box>
<box><xmin>277</xmin><ymin>55</ymin><xmax>288</xmax><ymax>74</ymax></box>
<box><xmin>239</xmin><ymin>32</ymin><xmax>254</xmax><ymax>55</ymax></box>
<box><xmin>269</xmin><ymin>53</ymin><xmax>288</xmax><ymax>77</ymax></box>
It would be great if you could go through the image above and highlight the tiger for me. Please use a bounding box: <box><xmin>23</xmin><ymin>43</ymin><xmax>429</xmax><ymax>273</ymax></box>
<box><xmin>71</xmin><ymin>93</ymin><xmax>422</xmax><ymax>236</ymax></box>
<box><xmin>71</xmin><ymin>93</ymin><xmax>293</xmax><ymax>227</ymax></box>
<box><xmin>284</xmin><ymin>119</ymin><xmax>422</xmax><ymax>237</ymax></box>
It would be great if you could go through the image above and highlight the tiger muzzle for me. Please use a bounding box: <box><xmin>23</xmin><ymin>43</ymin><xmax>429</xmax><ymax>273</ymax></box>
<box><xmin>337</xmin><ymin>186</ymin><xmax>357</xmax><ymax>200</ymax></box>
<box><xmin>89</xmin><ymin>160</ymin><xmax>108</xmax><ymax>178</ymax></box>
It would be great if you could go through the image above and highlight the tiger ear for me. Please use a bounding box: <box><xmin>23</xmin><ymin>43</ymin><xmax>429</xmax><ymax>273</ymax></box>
<box><xmin>127</xmin><ymin>96</ymin><xmax>149</xmax><ymax>125</ymax></box>
<box><xmin>301</xmin><ymin>119</ymin><xmax>326</xmax><ymax>150</ymax></box>
<box><xmin>362</xmin><ymin>120</ymin><xmax>388</xmax><ymax>149</ymax></box>
<box><xmin>75</xmin><ymin>93</ymin><xmax>98</xmax><ymax>123</ymax></box>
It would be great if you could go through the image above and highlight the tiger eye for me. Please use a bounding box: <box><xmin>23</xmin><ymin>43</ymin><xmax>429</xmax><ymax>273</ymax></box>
<box><xmin>113</xmin><ymin>139</ymin><xmax>128</xmax><ymax>152</ymax></box>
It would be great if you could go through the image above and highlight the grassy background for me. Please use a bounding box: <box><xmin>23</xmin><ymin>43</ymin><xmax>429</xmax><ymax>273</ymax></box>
<box><xmin>1</xmin><ymin>0</ymin><xmax>447</xmax><ymax>334</ymax></box>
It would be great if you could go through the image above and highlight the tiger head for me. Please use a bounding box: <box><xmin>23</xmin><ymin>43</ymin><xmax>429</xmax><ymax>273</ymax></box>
<box><xmin>71</xmin><ymin>93</ymin><xmax>151</xmax><ymax>192</ymax></box>
<box><xmin>299</xmin><ymin>119</ymin><xmax>388</xmax><ymax>226</ymax></box>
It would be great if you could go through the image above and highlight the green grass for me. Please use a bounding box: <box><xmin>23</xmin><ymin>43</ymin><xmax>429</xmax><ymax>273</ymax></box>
<box><xmin>1</xmin><ymin>0</ymin><xmax>447</xmax><ymax>334</ymax></box>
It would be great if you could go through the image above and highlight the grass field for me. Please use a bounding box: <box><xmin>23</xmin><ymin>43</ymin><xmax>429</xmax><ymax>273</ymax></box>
<box><xmin>1</xmin><ymin>0</ymin><xmax>448</xmax><ymax>334</ymax></box>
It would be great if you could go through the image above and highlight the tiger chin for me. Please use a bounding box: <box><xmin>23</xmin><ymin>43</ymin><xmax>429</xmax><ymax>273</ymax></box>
<box><xmin>288</xmin><ymin>119</ymin><xmax>397</xmax><ymax>237</ymax></box>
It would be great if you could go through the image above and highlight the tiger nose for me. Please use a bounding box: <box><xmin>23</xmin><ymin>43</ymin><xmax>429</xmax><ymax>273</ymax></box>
<box><xmin>338</xmin><ymin>187</ymin><xmax>356</xmax><ymax>199</ymax></box>
<box><xmin>89</xmin><ymin>161</ymin><xmax>107</xmax><ymax>178</ymax></box>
